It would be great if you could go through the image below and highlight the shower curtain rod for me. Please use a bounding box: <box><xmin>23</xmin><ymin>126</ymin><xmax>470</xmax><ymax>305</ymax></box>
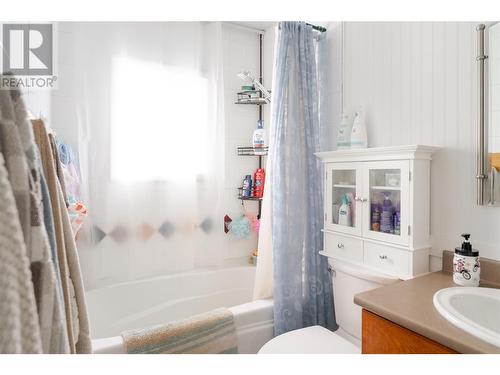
<box><xmin>278</xmin><ymin>22</ymin><xmax>327</xmax><ymax>32</ymax></box>
<box><xmin>306</xmin><ymin>23</ymin><xmax>327</xmax><ymax>33</ymax></box>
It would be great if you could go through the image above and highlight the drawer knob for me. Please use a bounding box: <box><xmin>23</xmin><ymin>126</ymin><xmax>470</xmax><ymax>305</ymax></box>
<box><xmin>361</xmin><ymin>197</ymin><xmax>368</xmax><ymax>202</ymax></box>
<box><xmin>379</xmin><ymin>254</ymin><xmax>387</xmax><ymax>260</ymax></box>
<box><xmin>337</xmin><ymin>243</ymin><xmax>344</xmax><ymax>249</ymax></box>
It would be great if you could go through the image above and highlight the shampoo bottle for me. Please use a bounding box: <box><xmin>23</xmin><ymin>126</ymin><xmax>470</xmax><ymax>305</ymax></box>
<box><xmin>350</xmin><ymin>109</ymin><xmax>368</xmax><ymax>149</ymax></box>
<box><xmin>242</xmin><ymin>175</ymin><xmax>253</xmax><ymax>197</ymax></box>
<box><xmin>253</xmin><ymin>168</ymin><xmax>265</xmax><ymax>198</ymax></box>
<box><xmin>253</xmin><ymin>120</ymin><xmax>266</xmax><ymax>155</ymax></box>
<box><xmin>453</xmin><ymin>234</ymin><xmax>480</xmax><ymax>287</ymax></box>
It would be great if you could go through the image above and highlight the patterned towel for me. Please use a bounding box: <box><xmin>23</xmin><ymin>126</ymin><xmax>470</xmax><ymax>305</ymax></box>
<box><xmin>0</xmin><ymin>153</ymin><xmax>42</xmax><ymax>353</ymax></box>
<box><xmin>122</xmin><ymin>308</ymin><xmax>238</xmax><ymax>354</ymax></box>
<box><xmin>32</xmin><ymin>119</ymin><xmax>93</xmax><ymax>354</ymax></box>
<box><xmin>0</xmin><ymin>85</ymin><xmax>69</xmax><ymax>354</ymax></box>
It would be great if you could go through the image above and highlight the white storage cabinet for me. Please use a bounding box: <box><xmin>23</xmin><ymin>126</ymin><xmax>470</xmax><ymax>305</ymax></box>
<box><xmin>316</xmin><ymin>145</ymin><xmax>439</xmax><ymax>279</ymax></box>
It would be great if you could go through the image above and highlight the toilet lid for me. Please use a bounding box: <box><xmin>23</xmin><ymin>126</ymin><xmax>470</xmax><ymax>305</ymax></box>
<box><xmin>258</xmin><ymin>325</ymin><xmax>360</xmax><ymax>354</ymax></box>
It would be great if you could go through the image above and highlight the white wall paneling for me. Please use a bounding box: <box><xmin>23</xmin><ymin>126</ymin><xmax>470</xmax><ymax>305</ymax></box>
<box><xmin>330</xmin><ymin>22</ymin><xmax>500</xmax><ymax>264</ymax></box>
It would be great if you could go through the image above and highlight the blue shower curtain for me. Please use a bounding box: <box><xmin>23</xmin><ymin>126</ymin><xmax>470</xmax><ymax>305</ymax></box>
<box><xmin>271</xmin><ymin>22</ymin><xmax>337</xmax><ymax>336</ymax></box>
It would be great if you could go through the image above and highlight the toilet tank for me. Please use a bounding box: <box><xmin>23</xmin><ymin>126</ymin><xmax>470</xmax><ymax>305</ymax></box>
<box><xmin>329</xmin><ymin>258</ymin><xmax>400</xmax><ymax>340</ymax></box>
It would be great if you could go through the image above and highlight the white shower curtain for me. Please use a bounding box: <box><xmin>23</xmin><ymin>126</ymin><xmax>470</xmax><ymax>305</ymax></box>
<box><xmin>253</xmin><ymin>28</ymin><xmax>277</xmax><ymax>299</ymax></box>
<box><xmin>253</xmin><ymin>157</ymin><xmax>274</xmax><ymax>299</ymax></box>
<box><xmin>66</xmin><ymin>22</ymin><xmax>226</xmax><ymax>281</ymax></box>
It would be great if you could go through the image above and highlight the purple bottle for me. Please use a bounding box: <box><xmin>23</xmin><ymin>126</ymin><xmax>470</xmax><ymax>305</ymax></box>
<box><xmin>380</xmin><ymin>193</ymin><xmax>394</xmax><ymax>234</ymax></box>
<box><xmin>393</xmin><ymin>202</ymin><xmax>401</xmax><ymax>235</ymax></box>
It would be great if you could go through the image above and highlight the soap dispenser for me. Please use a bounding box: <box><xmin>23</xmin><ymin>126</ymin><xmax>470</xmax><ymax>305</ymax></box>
<box><xmin>453</xmin><ymin>234</ymin><xmax>480</xmax><ymax>287</ymax></box>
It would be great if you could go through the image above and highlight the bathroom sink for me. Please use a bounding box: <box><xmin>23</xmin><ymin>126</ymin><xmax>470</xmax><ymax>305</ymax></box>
<box><xmin>433</xmin><ymin>287</ymin><xmax>500</xmax><ymax>348</ymax></box>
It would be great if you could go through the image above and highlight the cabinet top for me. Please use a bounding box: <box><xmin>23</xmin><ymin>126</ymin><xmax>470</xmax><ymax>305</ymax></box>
<box><xmin>315</xmin><ymin>144</ymin><xmax>440</xmax><ymax>162</ymax></box>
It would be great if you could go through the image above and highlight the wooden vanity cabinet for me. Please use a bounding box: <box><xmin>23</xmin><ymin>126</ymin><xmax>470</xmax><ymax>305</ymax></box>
<box><xmin>361</xmin><ymin>309</ymin><xmax>458</xmax><ymax>354</ymax></box>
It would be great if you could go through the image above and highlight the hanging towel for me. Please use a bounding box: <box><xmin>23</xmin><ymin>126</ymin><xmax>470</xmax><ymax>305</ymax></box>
<box><xmin>57</xmin><ymin>180</ymin><xmax>92</xmax><ymax>354</ymax></box>
<box><xmin>53</xmin><ymin>137</ymin><xmax>87</xmax><ymax>237</ymax></box>
<box><xmin>0</xmin><ymin>90</ymin><xmax>30</xmax><ymax>250</ymax></box>
<box><xmin>32</xmin><ymin>119</ymin><xmax>92</xmax><ymax>354</ymax></box>
<box><xmin>490</xmin><ymin>166</ymin><xmax>500</xmax><ymax>205</ymax></box>
<box><xmin>40</xmin><ymin>171</ymin><xmax>62</xmax><ymax>289</ymax></box>
<box><xmin>50</xmin><ymin>133</ymin><xmax>68</xmax><ymax>205</ymax></box>
<box><xmin>0</xmin><ymin>153</ymin><xmax>42</xmax><ymax>353</ymax></box>
<box><xmin>39</xmin><ymin>168</ymin><xmax>69</xmax><ymax>350</ymax></box>
<box><xmin>122</xmin><ymin>308</ymin><xmax>238</xmax><ymax>354</ymax></box>
<box><xmin>54</xmin><ymin>137</ymin><xmax>82</xmax><ymax>201</ymax></box>
<box><xmin>0</xmin><ymin>86</ymin><xmax>69</xmax><ymax>354</ymax></box>
<box><xmin>51</xmin><ymin>131</ymin><xmax>92</xmax><ymax>352</ymax></box>
<box><xmin>32</xmin><ymin>119</ymin><xmax>76</xmax><ymax>353</ymax></box>
<box><xmin>13</xmin><ymin>88</ymin><xmax>70</xmax><ymax>354</ymax></box>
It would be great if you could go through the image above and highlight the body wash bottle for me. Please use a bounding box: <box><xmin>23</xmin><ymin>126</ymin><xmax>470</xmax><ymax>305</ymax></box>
<box><xmin>338</xmin><ymin>195</ymin><xmax>352</xmax><ymax>227</ymax></box>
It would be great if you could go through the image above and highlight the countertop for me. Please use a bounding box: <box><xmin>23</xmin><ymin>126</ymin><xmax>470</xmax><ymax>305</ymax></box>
<box><xmin>354</xmin><ymin>270</ymin><xmax>500</xmax><ymax>354</ymax></box>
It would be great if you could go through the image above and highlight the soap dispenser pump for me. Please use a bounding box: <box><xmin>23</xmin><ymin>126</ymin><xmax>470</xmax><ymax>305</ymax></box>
<box><xmin>453</xmin><ymin>234</ymin><xmax>480</xmax><ymax>287</ymax></box>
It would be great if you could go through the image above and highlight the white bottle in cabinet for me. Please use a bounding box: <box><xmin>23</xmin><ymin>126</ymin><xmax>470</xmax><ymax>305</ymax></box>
<box><xmin>316</xmin><ymin>145</ymin><xmax>439</xmax><ymax>279</ymax></box>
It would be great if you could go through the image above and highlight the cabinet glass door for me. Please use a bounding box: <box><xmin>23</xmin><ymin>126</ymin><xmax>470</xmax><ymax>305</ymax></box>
<box><xmin>363</xmin><ymin>161</ymin><xmax>409</xmax><ymax>245</ymax></box>
<box><xmin>325</xmin><ymin>162</ymin><xmax>362</xmax><ymax>236</ymax></box>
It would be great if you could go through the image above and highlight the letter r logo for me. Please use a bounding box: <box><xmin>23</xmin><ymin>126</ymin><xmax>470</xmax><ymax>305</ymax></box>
<box><xmin>2</xmin><ymin>24</ymin><xmax>53</xmax><ymax>75</ymax></box>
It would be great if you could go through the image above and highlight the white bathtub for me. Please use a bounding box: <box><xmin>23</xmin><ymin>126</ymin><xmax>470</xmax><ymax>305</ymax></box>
<box><xmin>86</xmin><ymin>265</ymin><xmax>274</xmax><ymax>353</ymax></box>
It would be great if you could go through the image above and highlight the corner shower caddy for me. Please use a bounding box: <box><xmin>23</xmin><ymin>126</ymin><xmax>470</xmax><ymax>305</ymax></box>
<box><xmin>236</xmin><ymin>146</ymin><xmax>269</xmax><ymax>204</ymax></box>
<box><xmin>235</xmin><ymin>33</ymin><xmax>269</xmax><ymax>219</ymax></box>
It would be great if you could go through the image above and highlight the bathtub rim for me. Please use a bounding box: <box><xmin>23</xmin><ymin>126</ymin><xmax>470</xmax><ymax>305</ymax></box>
<box><xmin>85</xmin><ymin>264</ymin><xmax>256</xmax><ymax>293</ymax></box>
<box><xmin>91</xmin><ymin>298</ymin><xmax>274</xmax><ymax>354</ymax></box>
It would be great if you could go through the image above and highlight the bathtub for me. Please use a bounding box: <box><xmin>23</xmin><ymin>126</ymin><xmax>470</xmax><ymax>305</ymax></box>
<box><xmin>86</xmin><ymin>265</ymin><xmax>274</xmax><ymax>353</ymax></box>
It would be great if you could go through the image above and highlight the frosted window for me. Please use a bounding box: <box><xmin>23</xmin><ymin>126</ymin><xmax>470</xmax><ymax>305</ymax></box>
<box><xmin>110</xmin><ymin>57</ymin><xmax>209</xmax><ymax>182</ymax></box>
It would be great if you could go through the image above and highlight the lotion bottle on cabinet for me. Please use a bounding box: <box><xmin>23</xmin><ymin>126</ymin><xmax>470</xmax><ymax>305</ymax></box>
<box><xmin>336</xmin><ymin>113</ymin><xmax>352</xmax><ymax>150</ymax></box>
<box><xmin>350</xmin><ymin>109</ymin><xmax>368</xmax><ymax>149</ymax></box>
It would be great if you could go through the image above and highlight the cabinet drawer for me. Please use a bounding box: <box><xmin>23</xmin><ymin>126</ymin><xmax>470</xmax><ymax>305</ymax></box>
<box><xmin>363</xmin><ymin>242</ymin><xmax>409</xmax><ymax>276</ymax></box>
<box><xmin>324</xmin><ymin>232</ymin><xmax>363</xmax><ymax>264</ymax></box>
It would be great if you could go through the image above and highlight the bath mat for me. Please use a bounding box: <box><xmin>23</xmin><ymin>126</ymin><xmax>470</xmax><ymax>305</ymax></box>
<box><xmin>121</xmin><ymin>308</ymin><xmax>238</xmax><ymax>354</ymax></box>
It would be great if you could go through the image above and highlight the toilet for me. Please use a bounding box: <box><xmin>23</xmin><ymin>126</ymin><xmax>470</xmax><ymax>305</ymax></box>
<box><xmin>258</xmin><ymin>258</ymin><xmax>400</xmax><ymax>354</ymax></box>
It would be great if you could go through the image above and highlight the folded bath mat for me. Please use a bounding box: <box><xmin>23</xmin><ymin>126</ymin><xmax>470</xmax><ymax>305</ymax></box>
<box><xmin>121</xmin><ymin>308</ymin><xmax>238</xmax><ymax>354</ymax></box>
